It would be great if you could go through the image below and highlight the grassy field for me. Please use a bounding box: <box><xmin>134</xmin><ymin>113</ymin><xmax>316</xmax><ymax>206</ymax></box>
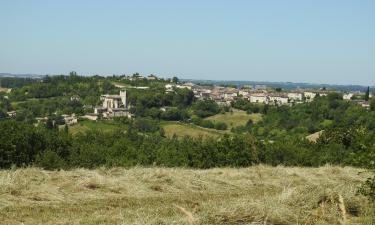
<box><xmin>69</xmin><ymin>120</ymin><xmax>127</xmax><ymax>135</ymax></box>
<box><xmin>0</xmin><ymin>87</ymin><xmax>10</xmax><ymax>93</ymax></box>
<box><xmin>306</xmin><ymin>130</ymin><xmax>324</xmax><ymax>142</ymax></box>
<box><xmin>0</xmin><ymin>166</ymin><xmax>372</xmax><ymax>225</ymax></box>
<box><xmin>205</xmin><ymin>111</ymin><xmax>262</xmax><ymax>129</ymax></box>
<box><xmin>162</xmin><ymin>122</ymin><xmax>224</xmax><ymax>139</ymax></box>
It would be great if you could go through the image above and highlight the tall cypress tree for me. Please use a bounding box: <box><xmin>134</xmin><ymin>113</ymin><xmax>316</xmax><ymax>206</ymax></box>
<box><xmin>365</xmin><ymin>86</ymin><xmax>370</xmax><ymax>101</ymax></box>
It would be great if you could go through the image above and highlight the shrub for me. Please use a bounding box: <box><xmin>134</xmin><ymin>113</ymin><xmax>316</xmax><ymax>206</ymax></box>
<box><xmin>214</xmin><ymin>122</ymin><xmax>227</xmax><ymax>130</ymax></box>
<box><xmin>358</xmin><ymin>176</ymin><xmax>375</xmax><ymax>203</ymax></box>
<box><xmin>200</xmin><ymin>120</ymin><xmax>214</xmax><ymax>129</ymax></box>
<box><xmin>35</xmin><ymin>150</ymin><xmax>65</xmax><ymax>170</ymax></box>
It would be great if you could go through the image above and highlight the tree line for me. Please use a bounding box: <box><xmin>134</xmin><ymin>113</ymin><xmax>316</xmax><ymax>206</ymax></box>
<box><xmin>1</xmin><ymin>118</ymin><xmax>374</xmax><ymax>170</ymax></box>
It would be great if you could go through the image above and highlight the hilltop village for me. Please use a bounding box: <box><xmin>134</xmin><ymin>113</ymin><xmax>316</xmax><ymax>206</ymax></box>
<box><xmin>75</xmin><ymin>76</ymin><xmax>372</xmax><ymax>123</ymax></box>
<box><xmin>0</xmin><ymin>73</ymin><xmax>373</xmax><ymax>127</ymax></box>
<box><xmin>166</xmin><ymin>81</ymin><xmax>372</xmax><ymax>107</ymax></box>
<box><xmin>85</xmin><ymin>74</ymin><xmax>373</xmax><ymax>123</ymax></box>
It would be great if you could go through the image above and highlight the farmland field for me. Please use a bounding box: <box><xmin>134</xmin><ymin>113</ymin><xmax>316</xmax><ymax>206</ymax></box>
<box><xmin>0</xmin><ymin>87</ymin><xmax>10</xmax><ymax>93</ymax></box>
<box><xmin>0</xmin><ymin>166</ymin><xmax>372</xmax><ymax>225</ymax></box>
<box><xmin>162</xmin><ymin>122</ymin><xmax>224</xmax><ymax>138</ymax></box>
<box><xmin>204</xmin><ymin>111</ymin><xmax>262</xmax><ymax>129</ymax></box>
<box><xmin>69</xmin><ymin>120</ymin><xmax>127</xmax><ymax>135</ymax></box>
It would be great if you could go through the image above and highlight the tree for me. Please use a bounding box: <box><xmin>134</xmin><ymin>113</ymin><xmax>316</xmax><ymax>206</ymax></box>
<box><xmin>365</xmin><ymin>86</ymin><xmax>370</xmax><ymax>101</ymax></box>
<box><xmin>214</xmin><ymin>122</ymin><xmax>227</xmax><ymax>130</ymax></box>
<box><xmin>193</xmin><ymin>100</ymin><xmax>220</xmax><ymax>118</ymax></box>
<box><xmin>370</xmin><ymin>98</ymin><xmax>375</xmax><ymax>111</ymax></box>
<box><xmin>173</xmin><ymin>89</ymin><xmax>194</xmax><ymax>107</ymax></box>
<box><xmin>69</xmin><ymin>71</ymin><xmax>78</xmax><ymax>76</ymax></box>
<box><xmin>172</xmin><ymin>77</ymin><xmax>179</xmax><ymax>83</ymax></box>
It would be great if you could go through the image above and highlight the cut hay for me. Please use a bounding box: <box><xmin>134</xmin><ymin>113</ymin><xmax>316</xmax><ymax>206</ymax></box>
<box><xmin>0</xmin><ymin>165</ymin><xmax>371</xmax><ymax>225</ymax></box>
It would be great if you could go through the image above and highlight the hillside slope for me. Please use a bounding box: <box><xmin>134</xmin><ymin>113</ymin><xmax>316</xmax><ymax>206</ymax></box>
<box><xmin>0</xmin><ymin>166</ymin><xmax>372</xmax><ymax>225</ymax></box>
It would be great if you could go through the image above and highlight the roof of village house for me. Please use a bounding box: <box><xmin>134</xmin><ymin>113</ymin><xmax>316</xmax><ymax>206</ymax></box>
<box><xmin>112</xmin><ymin>108</ymin><xmax>129</xmax><ymax>111</ymax></box>
<box><xmin>268</xmin><ymin>93</ymin><xmax>288</xmax><ymax>98</ymax></box>
<box><xmin>102</xmin><ymin>94</ymin><xmax>121</xmax><ymax>99</ymax></box>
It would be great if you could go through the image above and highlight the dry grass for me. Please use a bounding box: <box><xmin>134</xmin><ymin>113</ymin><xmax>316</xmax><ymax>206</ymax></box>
<box><xmin>306</xmin><ymin>131</ymin><xmax>324</xmax><ymax>142</ymax></box>
<box><xmin>69</xmin><ymin>120</ymin><xmax>127</xmax><ymax>135</ymax></box>
<box><xmin>205</xmin><ymin>112</ymin><xmax>262</xmax><ymax>129</ymax></box>
<box><xmin>0</xmin><ymin>165</ymin><xmax>372</xmax><ymax>225</ymax></box>
<box><xmin>163</xmin><ymin>122</ymin><xmax>223</xmax><ymax>139</ymax></box>
<box><xmin>0</xmin><ymin>87</ymin><xmax>11</xmax><ymax>93</ymax></box>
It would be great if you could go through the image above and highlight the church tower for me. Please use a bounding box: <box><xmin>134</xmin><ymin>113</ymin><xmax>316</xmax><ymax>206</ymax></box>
<box><xmin>120</xmin><ymin>90</ymin><xmax>127</xmax><ymax>108</ymax></box>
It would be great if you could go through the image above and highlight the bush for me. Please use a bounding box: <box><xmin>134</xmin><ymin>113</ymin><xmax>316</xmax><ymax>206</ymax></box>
<box><xmin>133</xmin><ymin>118</ymin><xmax>162</xmax><ymax>132</ymax></box>
<box><xmin>200</xmin><ymin>120</ymin><xmax>214</xmax><ymax>129</ymax></box>
<box><xmin>358</xmin><ymin>176</ymin><xmax>375</xmax><ymax>203</ymax></box>
<box><xmin>214</xmin><ymin>122</ymin><xmax>227</xmax><ymax>130</ymax></box>
<box><xmin>193</xmin><ymin>100</ymin><xmax>220</xmax><ymax>118</ymax></box>
<box><xmin>35</xmin><ymin>150</ymin><xmax>65</xmax><ymax>170</ymax></box>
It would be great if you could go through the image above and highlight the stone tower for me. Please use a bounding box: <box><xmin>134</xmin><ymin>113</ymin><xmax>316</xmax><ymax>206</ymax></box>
<box><xmin>120</xmin><ymin>90</ymin><xmax>127</xmax><ymax>108</ymax></box>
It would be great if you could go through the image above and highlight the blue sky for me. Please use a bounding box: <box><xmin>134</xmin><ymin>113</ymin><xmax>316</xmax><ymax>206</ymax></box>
<box><xmin>0</xmin><ymin>0</ymin><xmax>374</xmax><ymax>85</ymax></box>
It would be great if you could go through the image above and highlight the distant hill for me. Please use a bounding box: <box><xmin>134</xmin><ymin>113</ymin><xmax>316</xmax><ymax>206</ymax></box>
<box><xmin>0</xmin><ymin>73</ymin><xmax>372</xmax><ymax>92</ymax></box>
<box><xmin>0</xmin><ymin>73</ymin><xmax>44</xmax><ymax>78</ymax></box>
<box><xmin>181</xmin><ymin>78</ymin><xmax>374</xmax><ymax>92</ymax></box>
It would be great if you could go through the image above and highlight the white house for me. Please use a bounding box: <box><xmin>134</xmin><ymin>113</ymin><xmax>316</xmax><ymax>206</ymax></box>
<box><xmin>269</xmin><ymin>94</ymin><xmax>289</xmax><ymax>105</ymax></box>
<box><xmin>165</xmin><ymin>84</ymin><xmax>174</xmax><ymax>92</ymax></box>
<box><xmin>287</xmin><ymin>92</ymin><xmax>303</xmax><ymax>102</ymax></box>
<box><xmin>304</xmin><ymin>92</ymin><xmax>316</xmax><ymax>102</ymax></box>
<box><xmin>343</xmin><ymin>93</ymin><xmax>354</xmax><ymax>100</ymax></box>
<box><xmin>61</xmin><ymin>114</ymin><xmax>78</xmax><ymax>125</ymax></box>
<box><xmin>249</xmin><ymin>94</ymin><xmax>268</xmax><ymax>104</ymax></box>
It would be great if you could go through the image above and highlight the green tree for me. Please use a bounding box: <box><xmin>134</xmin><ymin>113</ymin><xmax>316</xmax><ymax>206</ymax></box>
<box><xmin>365</xmin><ymin>86</ymin><xmax>370</xmax><ymax>101</ymax></box>
<box><xmin>370</xmin><ymin>98</ymin><xmax>375</xmax><ymax>111</ymax></box>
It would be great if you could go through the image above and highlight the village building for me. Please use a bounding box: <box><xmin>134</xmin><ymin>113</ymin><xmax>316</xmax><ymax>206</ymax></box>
<box><xmin>133</xmin><ymin>86</ymin><xmax>150</xmax><ymax>90</ymax></box>
<box><xmin>7</xmin><ymin>111</ymin><xmax>17</xmax><ymax>117</ymax></box>
<box><xmin>81</xmin><ymin>113</ymin><xmax>98</xmax><ymax>121</ymax></box>
<box><xmin>238</xmin><ymin>90</ymin><xmax>250</xmax><ymax>97</ymax></box>
<box><xmin>222</xmin><ymin>88</ymin><xmax>238</xmax><ymax>100</ymax></box>
<box><xmin>193</xmin><ymin>88</ymin><xmax>211</xmax><ymax>100</ymax></box>
<box><xmin>70</xmin><ymin>95</ymin><xmax>80</xmax><ymax>101</ymax></box>
<box><xmin>93</xmin><ymin>90</ymin><xmax>131</xmax><ymax>119</ymax></box>
<box><xmin>353</xmin><ymin>100</ymin><xmax>370</xmax><ymax>109</ymax></box>
<box><xmin>304</xmin><ymin>92</ymin><xmax>317</xmax><ymax>102</ymax></box>
<box><xmin>268</xmin><ymin>93</ymin><xmax>289</xmax><ymax>105</ymax></box>
<box><xmin>165</xmin><ymin>84</ymin><xmax>174</xmax><ymax>92</ymax></box>
<box><xmin>287</xmin><ymin>92</ymin><xmax>303</xmax><ymax>102</ymax></box>
<box><xmin>361</xmin><ymin>102</ymin><xmax>370</xmax><ymax>109</ymax></box>
<box><xmin>343</xmin><ymin>93</ymin><xmax>354</xmax><ymax>100</ymax></box>
<box><xmin>61</xmin><ymin>114</ymin><xmax>78</xmax><ymax>125</ymax></box>
<box><xmin>165</xmin><ymin>82</ymin><xmax>196</xmax><ymax>92</ymax></box>
<box><xmin>147</xmin><ymin>74</ymin><xmax>158</xmax><ymax>80</ymax></box>
<box><xmin>249</xmin><ymin>93</ymin><xmax>269</xmax><ymax>104</ymax></box>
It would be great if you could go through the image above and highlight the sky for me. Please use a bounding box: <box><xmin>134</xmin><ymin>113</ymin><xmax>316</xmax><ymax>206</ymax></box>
<box><xmin>0</xmin><ymin>0</ymin><xmax>374</xmax><ymax>85</ymax></box>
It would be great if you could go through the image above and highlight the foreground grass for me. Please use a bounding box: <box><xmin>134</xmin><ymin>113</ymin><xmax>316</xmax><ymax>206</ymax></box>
<box><xmin>205</xmin><ymin>111</ymin><xmax>262</xmax><ymax>129</ymax></box>
<box><xmin>0</xmin><ymin>166</ymin><xmax>372</xmax><ymax>225</ymax></box>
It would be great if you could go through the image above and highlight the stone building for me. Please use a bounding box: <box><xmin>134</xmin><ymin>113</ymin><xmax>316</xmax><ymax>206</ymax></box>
<box><xmin>94</xmin><ymin>90</ymin><xmax>131</xmax><ymax>119</ymax></box>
